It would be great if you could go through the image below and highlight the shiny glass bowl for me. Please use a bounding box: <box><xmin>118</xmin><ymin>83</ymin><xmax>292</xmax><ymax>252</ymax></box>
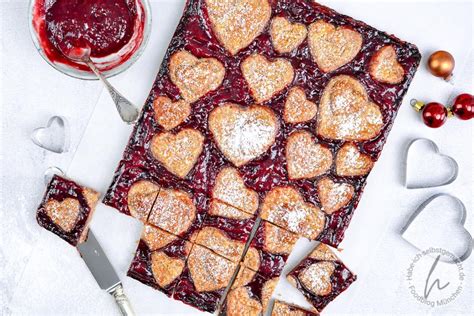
<box><xmin>28</xmin><ymin>0</ymin><xmax>152</xmax><ymax>80</ymax></box>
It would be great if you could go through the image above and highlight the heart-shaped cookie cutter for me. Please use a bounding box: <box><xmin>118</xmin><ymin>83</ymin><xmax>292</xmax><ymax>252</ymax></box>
<box><xmin>403</xmin><ymin>138</ymin><xmax>458</xmax><ymax>189</ymax></box>
<box><xmin>401</xmin><ymin>193</ymin><xmax>473</xmax><ymax>263</ymax></box>
<box><xmin>31</xmin><ymin>116</ymin><xmax>70</xmax><ymax>154</ymax></box>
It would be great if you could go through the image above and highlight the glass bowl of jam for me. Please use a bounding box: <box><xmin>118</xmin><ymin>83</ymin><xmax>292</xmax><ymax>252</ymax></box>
<box><xmin>29</xmin><ymin>0</ymin><xmax>151</xmax><ymax>80</ymax></box>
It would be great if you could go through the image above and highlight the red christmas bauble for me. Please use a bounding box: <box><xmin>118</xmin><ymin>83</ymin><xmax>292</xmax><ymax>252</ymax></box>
<box><xmin>451</xmin><ymin>93</ymin><xmax>473</xmax><ymax>120</ymax></box>
<box><xmin>422</xmin><ymin>102</ymin><xmax>447</xmax><ymax>128</ymax></box>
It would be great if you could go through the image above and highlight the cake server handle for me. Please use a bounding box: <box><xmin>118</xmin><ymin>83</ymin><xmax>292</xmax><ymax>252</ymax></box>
<box><xmin>109</xmin><ymin>284</ymin><xmax>135</xmax><ymax>316</ymax></box>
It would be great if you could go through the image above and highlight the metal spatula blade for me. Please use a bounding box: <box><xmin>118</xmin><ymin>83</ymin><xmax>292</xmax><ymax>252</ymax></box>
<box><xmin>77</xmin><ymin>230</ymin><xmax>135</xmax><ymax>315</ymax></box>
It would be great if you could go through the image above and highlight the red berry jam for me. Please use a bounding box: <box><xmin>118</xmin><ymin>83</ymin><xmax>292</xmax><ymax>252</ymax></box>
<box><xmin>32</xmin><ymin>0</ymin><xmax>146</xmax><ymax>72</ymax></box>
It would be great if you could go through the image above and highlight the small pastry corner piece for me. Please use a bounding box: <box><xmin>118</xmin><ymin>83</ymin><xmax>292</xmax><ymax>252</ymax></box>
<box><xmin>271</xmin><ymin>300</ymin><xmax>319</xmax><ymax>316</ymax></box>
<box><xmin>287</xmin><ymin>243</ymin><xmax>356</xmax><ymax>311</ymax></box>
<box><xmin>36</xmin><ymin>175</ymin><xmax>100</xmax><ymax>246</ymax></box>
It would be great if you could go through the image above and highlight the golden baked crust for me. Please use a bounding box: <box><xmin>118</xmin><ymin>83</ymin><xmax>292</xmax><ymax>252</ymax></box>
<box><xmin>261</xmin><ymin>277</ymin><xmax>279</xmax><ymax>311</ymax></box>
<box><xmin>369</xmin><ymin>45</ymin><xmax>405</xmax><ymax>84</ymax></box>
<box><xmin>286</xmin><ymin>131</ymin><xmax>332</xmax><ymax>180</ymax></box>
<box><xmin>209</xmin><ymin>103</ymin><xmax>279</xmax><ymax>167</ymax></box>
<box><xmin>193</xmin><ymin>227</ymin><xmax>245</xmax><ymax>262</ymax></box>
<box><xmin>308</xmin><ymin>243</ymin><xmax>338</xmax><ymax>261</ymax></box>
<box><xmin>284</xmin><ymin>87</ymin><xmax>318</xmax><ymax>124</ymax></box>
<box><xmin>45</xmin><ymin>198</ymin><xmax>80</xmax><ymax>232</ymax></box>
<box><xmin>205</xmin><ymin>0</ymin><xmax>271</xmax><ymax>55</ymax></box>
<box><xmin>211</xmin><ymin>167</ymin><xmax>259</xmax><ymax>214</ymax></box>
<box><xmin>241</xmin><ymin>54</ymin><xmax>294</xmax><ymax>103</ymax></box>
<box><xmin>263</xmin><ymin>221</ymin><xmax>299</xmax><ymax>254</ymax></box>
<box><xmin>316</xmin><ymin>177</ymin><xmax>354</xmax><ymax>215</ymax></box>
<box><xmin>150</xmin><ymin>128</ymin><xmax>204</xmax><ymax>178</ymax></box>
<box><xmin>153</xmin><ymin>96</ymin><xmax>191</xmax><ymax>131</ymax></box>
<box><xmin>317</xmin><ymin>75</ymin><xmax>383</xmax><ymax>141</ymax></box>
<box><xmin>209</xmin><ymin>200</ymin><xmax>254</xmax><ymax>220</ymax></box>
<box><xmin>142</xmin><ymin>224</ymin><xmax>177</xmax><ymax>251</ymax></box>
<box><xmin>298</xmin><ymin>261</ymin><xmax>335</xmax><ymax>296</ymax></box>
<box><xmin>308</xmin><ymin>20</ymin><xmax>362</xmax><ymax>73</ymax></box>
<box><xmin>270</xmin><ymin>17</ymin><xmax>307</xmax><ymax>54</ymax></box>
<box><xmin>260</xmin><ymin>186</ymin><xmax>326</xmax><ymax>239</ymax></box>
<box><xmin>127</xmin><ymin>180</ymin><xmax>160</xmax><ymax>221</ymax></box>
<box><xmin>226</xmin><ymin>287</ymin><xmax>263</xmax><ymax>316</ymax></box>
<box><xmin>336</xmin><ymin>143</ymin><xmax>374</xmax><ymax>176</ymax></box>
<box><xmin>169</xmin><ymin>50</ymin><xmax>225</xmax><ymax>103</ymax></box>
<box><xmin>151</xmin><ymin>251</ymin><xmax>185</xmax><ymax>287</ymax></box>
<box><xmin>148</xmin><ymin>188</ymin><xmax>196</xmax><ymax>236</ymax></box>
<box><xmin>232</xmin><ymin>266</ymin><xmax>258</xmax><ymax>289</ymax></box>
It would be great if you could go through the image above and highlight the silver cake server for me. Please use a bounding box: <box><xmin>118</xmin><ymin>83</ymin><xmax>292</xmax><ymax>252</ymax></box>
<box><xmin>78</xmin><ymin>230</ymin><xmax>135</xmax><ymax>316</ymax></box>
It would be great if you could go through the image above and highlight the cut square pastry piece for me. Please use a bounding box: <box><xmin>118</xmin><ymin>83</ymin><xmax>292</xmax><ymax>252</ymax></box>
<box><xmin>103</xmin><ymin>166</ymin><xmax>160</xmax><ymax>222</ymax></box>
<box><xmin>243</xmin><ymin>220</ymin><xmax>299</xmax><ymax>279</ymax></box>
<box><xmin>287</xmin><ymin>243</ymin><xmax>356</xmax><ymax>311</ymax></box>
<box><xmin>191</xmin><ymin>201</ymin><xmax>256</xmax><ymax>263</ymax></box>
<box><xmin>36</xmin><ymin>175</ymin><xmax>99</xmax><ymax>246</ymax></box>
<box><xmin>221</xmin><ymin>266</ymin><xmax>278</xmax><ymax>316</ymax></box>
<box><xmin>260</xmin><ymin>186</ymin><xmax>326</xmax><ymax>240</ymax></box>
<box><xmin>271</xmin><ymin>300</ymin><xmax>319</xmax><ymax>316</ymax></box>
<box><xmin>173</xmin><ymin>244</ymin><xmax>238</xmax><ymax>313</ymax></box>
<box><xmin>127</xmin><ymin>225</ymin><xmax>189</xmax><ymax>297</ymax></box>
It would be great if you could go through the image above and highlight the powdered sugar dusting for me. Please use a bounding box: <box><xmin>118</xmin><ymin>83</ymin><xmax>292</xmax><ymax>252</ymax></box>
<box><xmin>336</xmin><ymin>143</ymin><xmax>374</xmax><ymax>176</ymax></box>
<box><xmin>299</xmin><ymin>261</ymin><xmax>335</xmax><ymax>296</ymax></box>
<box><xmin>317</xmin><ymin>177</ymin><xmax>354</xmax><ymax>214</ymax></box>
<box><xmin>369</xmin><ymin>45</ymin><xmax>405</xmax><ymax>84</ymax></box>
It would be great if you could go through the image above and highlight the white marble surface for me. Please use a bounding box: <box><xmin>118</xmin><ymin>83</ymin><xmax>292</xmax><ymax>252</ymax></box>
<box><xmin>0</xmin><ymin>0</ymin><xmax>473</xmax><ymax>315</ymax></box>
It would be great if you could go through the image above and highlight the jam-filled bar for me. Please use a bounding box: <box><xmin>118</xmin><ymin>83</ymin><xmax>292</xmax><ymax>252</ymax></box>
<box><xmin>36</xmin><ymin>175</ymin><xmax>100</xmax><ymax>246</ymax></box>
<box><xmin>287</xmin><ymin>243</ymin><xmax>356</xmax><ymax>311</ymax></box>
<box><xmin>271</xmin><ymin>300</ymin><xmax>319</xmax><ymax>316</ymax></box>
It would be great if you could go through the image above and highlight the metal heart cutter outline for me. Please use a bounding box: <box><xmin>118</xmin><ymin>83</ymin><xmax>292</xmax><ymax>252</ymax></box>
<box><xmin>31</xmin><ymin>116</ymin><xmax>70</xmax><ymax>154</ymax></box>
<box><xmin>403</xmin><ymin>138</ymin><xmax>458</xmax><ymax>189</ymax></box>
<box><xmin>401</xmin><ymin>193</ymin><xmax>473</xmax><ymax>263</ymax></box>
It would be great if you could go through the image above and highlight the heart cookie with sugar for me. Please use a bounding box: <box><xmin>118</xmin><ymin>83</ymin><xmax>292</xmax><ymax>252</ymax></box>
<box><xmin>317</xmin><ymin>75</ymin><xmax>383</xmax><ymax>141</ymax></box>
<box><xmin>209</xmin><ymin>103</ymin><xmax>279</xmax><ymax>167</ymax></box>
<box><xmin>193</xmin><ymin>227</ymin><xmax>245</xmax><ymax>262</ymax></box>
<box><xmin>308</xmin><ymin>20</ymin><xmax>362</xmax><ymax>73</ymax></box>
<box><xmin>270</xmin><ymin>17</ymin><xmax>307</xmax><ymax>54</ymax></box>
<box><xmin>286</xmin><ymin>131</ymin><xmax>332</xmax><ymax>180</ymax></box>
<box><xmin>241</xmin><ymin>54</ymin><xmax>294</xmax><ymax>103</ymax></box>
<box><xmin>226</xmin><ymin>287</ymin><xmax>262</xmax><ymax>315</ymax></box>
<box><xmin>151</xmin><ymin>251</ymin><xmax>185</xmax><ymax>287</ymax></box>
<box><xmin>169</xmin><ymin>50</ymin><xmax>225</xmax><ymax>103</ymax></box>
<box><xmin>212</xmin><ymin>167</ymin><xmax>259</xmax><ymax>215</ymax></box>
<box><xmin>204</xmin><ymin>0</ymin><xmax>271</xmax><ymax>55</ymax></box>
<box><xmin>127</xmin><ymin>180</ymin><xmax>160</xmax><ymax>221</ymax></box>
<box><xmin>153</xmin><ymin>96</ymin><xmax>191</xmax><ymax>131</ymax></box>
<box><xmin>45</xmin><ymin>198</ymin><xmax>80</xmax><ymax>232</ymax></box>
<box><xmin>150</xmin><ymin>128</ymin><xmax>204</xmax><ymax>178</ymax></box>
<box><xmin>260</xmin><ymin>186</ymin><xmax>326</xmax><ymax>240</ymax></box>
<box><xmin>369</xmin><ymin>45</ymin><xmax>405</xmax><ymax>84</ymax></box>
<box><xmin>284</xmin><ymin>87</ymin><xmax>318</xmax><ymax>124</ymax></box>
<box><xmin>316</xmin><ymin>177</ymin><xmax>354</xmax><ymax>214</ymax></box>
<box><xmin>148</xmin><ymin>188</ymin><xmax>196</xmax><ymax>236</ymax></box>
<box><xmin>299</xmin><ymin>261</ymin><xmax>335</xmax><ymax>296</ymax></box>
<box><xmin>188</xmin><ymin>245</ymin><xmax>237</xmax><ymax>292</ymax></box>
<box><xmin>336</xmin><ymin>143</ymin><xmax>374</xmax><ymax>176</ymax></box>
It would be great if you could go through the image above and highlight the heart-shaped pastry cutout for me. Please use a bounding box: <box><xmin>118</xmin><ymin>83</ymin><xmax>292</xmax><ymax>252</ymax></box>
<box><xmin>31</xmin><ymin>116</ymin><xmax>70</xmax><ymax>153</ymax></box>
<box><xmin>284</xmin><ymin>87</ymin><xmax>318</xmax><ymax>124</ymax></box>
<box><xmin>242</xmin><ymin>246</ymin><xmax>261</xmax><ymax>272</ymax></box>
<box><xmin>317</xmin><ymin>75</ymin><xmax>383</xmax><ymax>141</ymax></box>
<box><xmin>316</xmin><ymin>177</ymin><xmax>354</xmax><ymax>214</ymax></box>
<box><xmin>232</xmin><ymin>266</ymin><xmax>258</xmax><ymax>289</ymax></box>
<box><xmin>143</xmin><ymin>225</ymin><xmax>177</xmax><ymax>251</ymax></box>
<box><xmin>309</xmin><ymin>243</ymin><xmax>338</xmax><ymax>261</ymax></box>
<box><xmin>187</xmin><ymin>245</ymin><xmax>237</xmax><ymax>292</ymax></box>
<box><xmin>169</xmin><ymin>50</ymin><xmax>225</xmax><ymax>103</ymax></box>
<box><xmin>286</xmin><ymin>131</ymin><xmax>332</xmax><ymax>180</ymax></box>
<box><xmin>127</xmin><ymin>180</ymin><xmax>160</xmax><ymax>221</ymax></box>
<box><xmin>212</xmin><ymin>167</ymin><xmax>259</xmax><ymax>215</ymax></box>
<box><xmin>153</xmin><ymin>96</ymin><xmax>191</xmax><ymax>131</ymax></box>
<box><xmin>404</xmin><ymin>138</ymin><xmax>458</xmax><ymax>189</ymax></box>
<box><xmin>150</xmin><ymin>128</ymin><xmax>204</xmax><ymax>178</ymax></box>
<box><xmin>148</xmin><ymin>188</ymin><xmax>196</xmax><ymax>236</ymax></box>
<box><xmin>270</xmin><ymin>17</ymin><xmax>308</xmax><ymax>54</ymax></box>
<box><xmin>241</xmin><ymin>54</ymin><xmax>294</xmax><ymax>103</ymax></box>
<box><xmin>401</xmin><ymin>193</ymin><xmax>473</xmax><ymax>262</ymax></box>
<box><xmin>209</xmin><ymin>103</ymin><xmax>279</xmax><ymax>167</ymax></box>
<box><xmin>151</xmin><ymin>251</ymin><xmax>185</xmax><ymax>288</ymax></box>
<box><xmin>308</xmin><ymin>20</ymin><xmax>362</xmax><ymax>73</ymax></box>
<box><xmin>299</xmin><ymin>261</ymin><xmax>335</xmax><ymax>296</ymax></box>
<box><xmin>193</xmin><ymin>227</ymin><xmax>245</xmax><ymax>262</ymax></box>
<box><xmin>45</xmin><ymin>198</ymin><xmax>80</xmax><ymax>232</ymax></box>
<box><xmin>204</xmin><ymin>0</ymin><xmax>271</xmax><ymax>55</ymax></box>
<box><xmin>261</xmin><ymin>186</ymin><xmax>326</xmax><ymax>239</ymax></box>
<box><xmin>263</xmin><ymin>222</ymin><xmax>299</xmax><ymax>254</ymax></box>
<box><xmin>336</xmin><ymin>143</ymin><xmax>374</xmax><ymax>176</ymax></box>
<box><xmin>369</xmin><ymin>45</ymin><xmax>405</xmax><ymax>84</ymax></box>
<box><xmin>226</xmin><ymin>287</ymin><xmax>262</xmax><ymax>314</ymax></box>
<box><xmin>261</xmin><ymin>278</ymin><xmax>279</xmax><ymax>311</ymax></box>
